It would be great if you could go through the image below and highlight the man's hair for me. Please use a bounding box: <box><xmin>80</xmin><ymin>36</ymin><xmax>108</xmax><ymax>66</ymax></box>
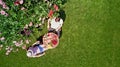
<box><xmin>55</xmin><ymin>17</ymin><xmax>60</xmax><ymax>22</ymax></box>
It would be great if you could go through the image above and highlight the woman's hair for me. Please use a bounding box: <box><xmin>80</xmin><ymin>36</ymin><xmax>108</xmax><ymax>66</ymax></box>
<box><xmin>27</xmin><ymin>46</ymin><xmax>31</xmax><ymax>50</ymax></box>
<box><xmin>37</xmin><ymin>35</ymin><xmax>44</xmax><ymax>44</ymax></box>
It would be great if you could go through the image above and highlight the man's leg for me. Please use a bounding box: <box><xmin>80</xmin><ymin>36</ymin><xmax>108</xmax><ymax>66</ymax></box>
<box><xmin>48</xmin><ymin>28</ymin><xmax>55</xmax><ymax>32</ymax></box>
<box><xmin>56</xmin><ymin>30</ymin><xmax>61</xmax><ymax>38</ymax></box>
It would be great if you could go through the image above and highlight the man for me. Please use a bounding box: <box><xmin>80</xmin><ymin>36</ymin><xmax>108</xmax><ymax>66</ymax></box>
<box><xmin>47</xmin><ymin>17</ymin><xmax>63</xmax><ymax>37</ymax></box>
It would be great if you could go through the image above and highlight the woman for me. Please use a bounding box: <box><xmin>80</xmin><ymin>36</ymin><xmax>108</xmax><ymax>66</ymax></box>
<box><xmin>26</xmin><ymin>44</ymin><xmax>47</xmax><ymax>58</ymax></box>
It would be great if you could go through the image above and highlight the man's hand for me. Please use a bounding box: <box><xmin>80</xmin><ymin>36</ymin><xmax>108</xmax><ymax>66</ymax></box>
<box><xmin>47</xmin><ymin>26</ymin><xmax>49</xmax><ymax>30</ymax></box>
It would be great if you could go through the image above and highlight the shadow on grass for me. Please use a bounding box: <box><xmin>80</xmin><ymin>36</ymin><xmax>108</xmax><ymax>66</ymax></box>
<box><xmin>61</xmin><ymin>0</ymin><xmax>67</xmax><ymax>5</ymax></box>
<box><xmin>59</xmin><ymin>9</ymin><xmax>66</xmax><ymax>22</ymax></box>
<box><xmin>36</xmin><ymin>34</ymin><xmax>44</xmax><ymax>44</ymax></box>
<box><xmin>59</xmin><ymin>9</ymin><xmax>66</xmax><ymax>38</ymax></box>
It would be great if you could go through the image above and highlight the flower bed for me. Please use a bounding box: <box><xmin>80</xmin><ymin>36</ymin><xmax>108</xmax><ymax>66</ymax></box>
<box><xmin>0</xmin><ymin>0</ymin><xmax>66</xmax><ymax>55</ymax></box>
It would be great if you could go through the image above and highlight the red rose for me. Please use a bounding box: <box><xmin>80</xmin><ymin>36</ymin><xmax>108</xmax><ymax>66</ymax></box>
<box><xmin>53</xmin><ymin>4</ymin><xmax>59</xmax><ymax>11</ymax></box>
<box><xmin>14</xmin><ymin>1</ymin><xmax>20</xmax><ymax>6</ymax></box>
<box><xmin>14</xmin><ymin>0</ymin><xmax>23</xmax><ymax>6</ymax></box>
<box><xmin>48</xmin><ymin>10</ymin><xmax>54</xmax><ymax>17</ymax></box>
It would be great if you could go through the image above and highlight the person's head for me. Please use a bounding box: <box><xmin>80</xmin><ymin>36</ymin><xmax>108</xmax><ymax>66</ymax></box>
<box><xmin>27</xmin><ymin>50</ymin><xmax>33</xmax><ymax>57</ymax></box>
<box><xmin>55</xmin><ymin>17</ymin><xmax>60</xmax><ymax>22</ymax></box>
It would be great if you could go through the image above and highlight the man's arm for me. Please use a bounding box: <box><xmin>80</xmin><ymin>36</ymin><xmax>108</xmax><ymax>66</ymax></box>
<box><xmin>56</xmin><ymin>25</ymin><xmax>62</xmax><ymax>31</ymax></box>
<box><xmin>56</xmin><ymin>19</ymin><xmax>63</xmax><ymax>31</ymax></box>
<box><xmin>47</xmin><ymin>19</ymin><xmax>51</xmax><ymax>30</ymax></box>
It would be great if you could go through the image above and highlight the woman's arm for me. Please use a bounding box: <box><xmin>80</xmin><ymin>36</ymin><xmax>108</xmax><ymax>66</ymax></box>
<box><xmin>32</xmin><ymin>41</ymin><xmax>40</xmax><ymax>46</ymax></box>
<box><xmin>33</xmin><ymin>52</ymin><xmax>45</xmax><ymax>58</ymax></box>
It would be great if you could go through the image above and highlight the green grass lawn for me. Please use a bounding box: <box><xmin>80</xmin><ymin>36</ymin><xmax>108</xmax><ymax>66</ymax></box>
<box><xmin>0</xmin><ymin>0</ymin><xmax>120</xmax><ymax>67</ymax></box>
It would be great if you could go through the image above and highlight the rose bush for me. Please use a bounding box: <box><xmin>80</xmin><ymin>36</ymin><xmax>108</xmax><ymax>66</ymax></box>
<box><xmin>0</xmin><ymin>0</ymin><xmax>66</xmax><ymax>53</ymax></box>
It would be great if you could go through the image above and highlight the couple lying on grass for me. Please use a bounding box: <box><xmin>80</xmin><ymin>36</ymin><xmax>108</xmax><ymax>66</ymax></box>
<box><xmin>26</xmin><ymin>17</ymin><xmax>63</xmax><ymax>58</ymax></box>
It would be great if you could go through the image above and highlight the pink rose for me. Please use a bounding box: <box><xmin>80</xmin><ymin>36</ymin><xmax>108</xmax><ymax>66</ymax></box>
<box><xmin>0</xmin><ymin>37</ymin><xmax>5</xmax><ymax>41</ymax></box>
<box><xmin>15</xmin><ymin>42</ymin><xmax>20</xmax><ymax>47</ymax></box>
<box><xmin>2</xmin><ymin>4</ymin><xmax>9</xmax><ymax>9</ymax></box>
<box><xmin>5</xmin><ymin>13</ymin><xmax>8</xmax><ymax>16</ymax></box>
<box><xmin>25</xmin><ymin>39</ymin><xmax>29</xmax><ymax>44</ymax></box>
<box><xmin>14</xmin><ymin>40</ymin><xmax>23</xmax><ymax>47</ymax></box>
<box><xmin>21</xmin><ymin>7</ymin><xmax>25</xmax><ymax>10</ymax></box>
<box><xmin>22</xmin><ymin>45</ymin><xmax>26</xmax><ymax>50</ymax></box>
<box><xmin>19</xmin><ymin>0</ymin><xmax>23</xmax><ymax>4</ymax></box>
<box><xmin>29</xmin><ymin>22</ymin><xmax>33</xmax><ymax>27</ymax></box>
<box><xmin>0</xmin><ymin>0</ymin><xmax>9</xmax><ymax>9</ymax></box>
<box><xmin>0</xmin><ymin>10</ymin><xmax>6</xmax><ymax>15</ymax></box>
<box><xmin>0</xmin><ymin>0</ymin><xmax>3</xmax><ymax>5</ymax></box>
